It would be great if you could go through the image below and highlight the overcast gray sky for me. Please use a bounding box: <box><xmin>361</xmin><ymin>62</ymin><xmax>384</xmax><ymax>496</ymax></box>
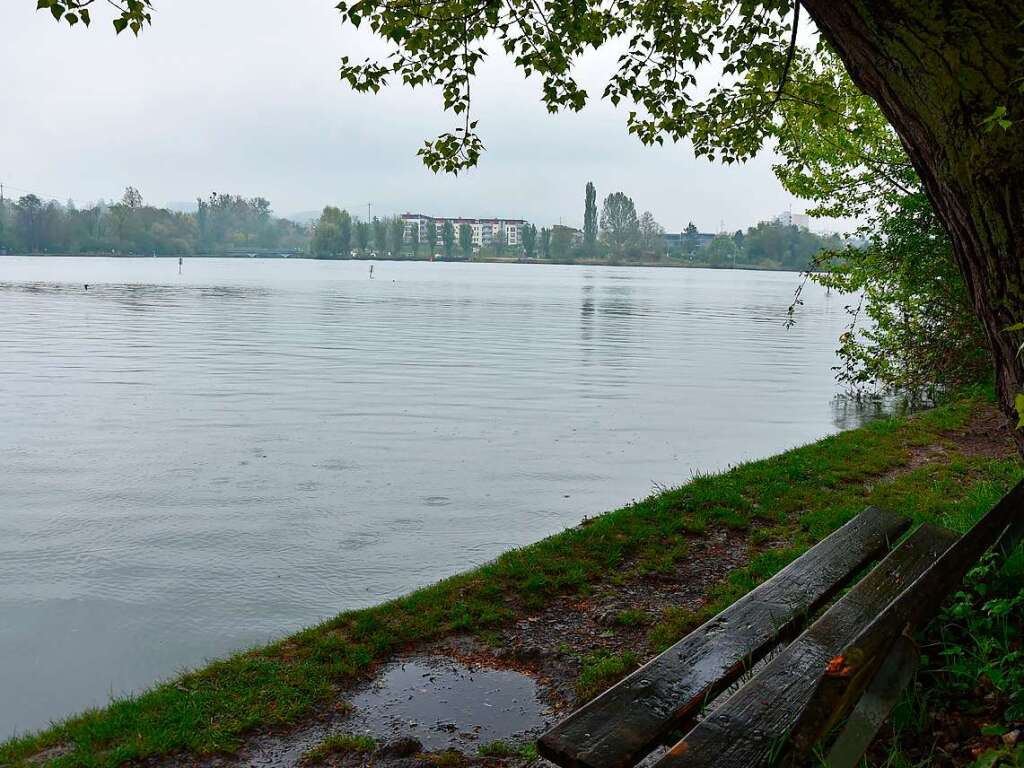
<box><xmin>2</xmin><ymin>0</ymin><xmax>815</xmax><ymax>231</ymax></box>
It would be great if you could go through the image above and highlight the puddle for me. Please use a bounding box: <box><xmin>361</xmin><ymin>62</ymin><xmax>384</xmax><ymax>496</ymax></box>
<box><xmin>237</xmin><ymin>657</ymin><xmax>552</xmax><ymax>767</ymax></box>
<box><xmin>347</xmin><ymin>657</ymin><xmax>552</xmax><ymax>749</ymax></box>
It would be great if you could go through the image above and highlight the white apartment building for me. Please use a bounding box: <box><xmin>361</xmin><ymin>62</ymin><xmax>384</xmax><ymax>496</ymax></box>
<box><xmin>401</xmin><ymin>213</ymin><xmax>525</xmax><ymax>248</ymax></box>
<box><xmin>773</xmin><ymin>210</ymin><xmax>811</xmax><ymax>229</ymax></box>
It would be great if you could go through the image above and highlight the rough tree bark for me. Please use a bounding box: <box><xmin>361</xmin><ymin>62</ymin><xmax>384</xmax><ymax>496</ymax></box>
<box><xmin>800</xmin><ymin>0</ymin><xmax>1024</xmax><ymax>453</ymax></box>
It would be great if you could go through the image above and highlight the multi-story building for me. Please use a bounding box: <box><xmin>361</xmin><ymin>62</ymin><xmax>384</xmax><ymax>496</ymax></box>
<box><xmin>772</xmin><ymin>210</ymin><xmax>811</xmax><ymax>229</ymax></box>
<box><xmin>662</xmin><ymin>230</ymin><xmax>716</xmax><ymax>251</ymax></box>
<box><xmin>401</xmin><ymin>213</ymin><xmax>525</xmax><ymax>249</ymax></box>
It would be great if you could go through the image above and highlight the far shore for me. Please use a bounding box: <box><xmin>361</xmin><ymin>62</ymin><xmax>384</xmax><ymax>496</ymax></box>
<box><xmin>1</xmin><ymin>252</ymin><xmax>808</xmax><ymax>272</ymax></box>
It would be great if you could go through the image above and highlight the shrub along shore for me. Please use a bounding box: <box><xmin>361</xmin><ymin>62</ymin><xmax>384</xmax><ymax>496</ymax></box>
<box><xmin>2</xmin><ymin>388</ymin><xmax>1022</xmax><ymax>768</ymax></box>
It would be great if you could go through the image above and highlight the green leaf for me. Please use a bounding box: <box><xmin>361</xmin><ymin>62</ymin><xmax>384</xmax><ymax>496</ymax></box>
<box><xmin>1004</xmin><ymin>322</ymin><xmax>1024</xmax><ymax>332</ymax></box>
<box><xmin>971</xmin><ymin>750</ymin><xmax>1004</xmax><ymax>768</ymax></box>
<box><xmin>1016</xmin><ymin>393</ymin><xmax>1024</xmax><ymax>429</ymax></box>
<box><xmin>49</xmin><ymin>3</ymin><xmax>64</xmax><ymax>21</ymax></box>
<box><xmin>113</xmin><ymin>17</ymin><xmax>128</xmax><ymax>33</ymax></box>
<box><xmin>982</xmin><ymin>105</ymin><xmax>1013</xmax><ymax>132</ymax></box>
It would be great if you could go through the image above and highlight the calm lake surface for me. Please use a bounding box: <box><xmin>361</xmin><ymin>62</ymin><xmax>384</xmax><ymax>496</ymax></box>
<box><xmin>1</xmin><ymin>256</ymin><xmax>872</xmax><ymax>737</ymax></box>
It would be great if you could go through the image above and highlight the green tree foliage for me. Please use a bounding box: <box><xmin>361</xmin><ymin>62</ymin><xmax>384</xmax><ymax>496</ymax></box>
<box><xmin>389</xmin><ymin>217</ymin><xmax>405</xmax><ymax>257</ymax></box>
<box><xmin>704</xmin><ymin>234</ymin><xmax>737</xmax><ymax>267</ymax></box>
<box><xmin>522</xmin><ymin>223</ymin><xmax>537</xmax><ymax>259</ymax></box>
<box><xmin>441</xmin><ymin>220</ymin><xmax>455</xmax><ymax>259</ymax></box>
<box><xmin>355</xmin><ymin>220</ymin><xmax>370</xmax><ymax>254</ymax></box>
<box><xmin>372</xmin><ymin>217</ymin><xmax>387</xmax><ymax>256</ymax></box>
<box><xmin>777</xmin><ymin>53</ymin><xmax>989</xmax><ymax>400</ymax></box>
<box><xmin>332</xmin><ymin>0</ymin><xmax>813</xmax><ymax>173</ymax></box>
<box><xmin>741</xmin><ymin>221</ymin><xmax>832</xmax><ymax>271</ymax></box>
<box><xmin>540</xmin><ymin>227</ymin><xmax>551</xmax><ymax>259</ymax></box>
<box><xmin>665</xmin><ymin>219</ymin><xmax>836</xmax><ymax>270</ymax></box>
<box><xmin>311</xmin><ymin>206</ymin><xmax>352</xmax><ymax>258</ymax></box>
<box><xmin>493</xmin><ymin>225</ymin><xmax>507</xmax><ymax>257</ymax></box>
<box><xmin>191</xmin><ymin>192</ymin><xmax>300</xmax><ymax>253</ymax></box>
<box><xmin>121</xmin><ymin>186</ymin><xmax>143</xmax><ymax>209</ymax></box>
<box><xmin>583</xmin><ymin>182</ymin><xmax>598</xmax><ymax>256</ymax></box>
<box><xmin>36</xmin><ymin>0</ymin><xmax>153</xmax><ymax>34</ymax></box>
<box><xmin>681</xmin><ymin>222</ymin><xmax>699</xmax><ymax>259</ymax></box>
<box><xmin>599</xmin><ymin>192</ymin><xmax>639</xmax><ymax>258</ymax></box>
<box><xmin>458</xmin><ymin>223</ymin><xmax>473</xmax><ymax>259</ymax></box>
<box><xmin>409</xmin><ymin>223</ymin><xmax>420</xmax><ymax>257</ymax></box>
<box><xmin>0</xmin><ymin>189</ymin><xmax>307</xmax><ymax>256</ymax></box>
<box><xmin>638</xmin><ymin>211</ymin><xmax>664</xmax><ymax>258</ymax></box>
<box><xmin>426</xmin><ymin>221</ymin><xmax>438</xmax><ymax>257</ymax></box>
<box><xmin>338</xmin><ymin>210</ymin><xmax>352</xmax><ymax>256</ymax></box>
<box><xmin>15</xmin><ymin>194</ymin><xmax>45</xmax><ymax>252</ymax></box>
<box><xmin>550</xmin><ymin>224</ymin><xmax>574</xmax><ymax>260</ymax></box>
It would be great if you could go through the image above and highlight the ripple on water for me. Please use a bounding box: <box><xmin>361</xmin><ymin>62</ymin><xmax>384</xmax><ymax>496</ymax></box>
<box><xmin>422</xmin><ymin>496</ymin><xmax>452</xmax><ymax>507</ymax></box>
<box><xmin>0</xmin><ymin>257</ymin><xmax>876</xmax><ymax>738</ymax></box>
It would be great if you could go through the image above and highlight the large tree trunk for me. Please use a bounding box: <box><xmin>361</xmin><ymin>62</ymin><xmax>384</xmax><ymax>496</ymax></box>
<box><xmin>800</xmin><ymin>0</ymin><xmax>1024</xmax><ymax>453</ymax></box>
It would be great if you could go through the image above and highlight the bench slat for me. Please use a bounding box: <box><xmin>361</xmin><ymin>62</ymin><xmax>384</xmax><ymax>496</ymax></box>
<box><xmin>788</xmin><ymin>477</ymin><xmax>1024</xmax><ymax>755</ymax></box>
<box><xmin>823</xmin><ymin>634</ymin><xmax>919</xmax><ymax>768</ymax></box>
<box><xmin>537</xmin><ymin>506</ymin><xmax>910</xmax><ymax>768</ymax></box>
<box><xmin>651</xmin><ymin>523</ymin><xmax>958</xmax><ymax>768</ymax></box>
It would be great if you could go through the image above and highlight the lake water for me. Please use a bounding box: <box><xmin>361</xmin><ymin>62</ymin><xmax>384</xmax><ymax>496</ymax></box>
<box><xmin>0</xmin><ymin>256</ymin><xmax>868</xmax><ymax>737</ymax></box>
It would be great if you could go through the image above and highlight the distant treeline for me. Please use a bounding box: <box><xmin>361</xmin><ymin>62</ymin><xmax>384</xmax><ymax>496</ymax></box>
<box><xmin>0</xmin><ymin>188</ymin><xmax>308</xmax><ymax>256</ymax></box>
<box><xmin>684</xmin><ymin>223</ymin><xmax>844</xmax><ymax>271</ymax></box>
<box><xmin>0</xmin><ymin>184</ymin><xmax>844</xmax><ymax>271</ymax></box>
<box><xmin>549</xmin><ymin>183</ymin><xmax>845</xmax><ymax>270</ymax></box>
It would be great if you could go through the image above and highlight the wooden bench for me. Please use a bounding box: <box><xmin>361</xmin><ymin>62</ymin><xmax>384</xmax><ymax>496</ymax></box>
<box><xmin>538</xmin><ymin>481</ymin><xmax>1024</xmax><ymax>768</ymax></box>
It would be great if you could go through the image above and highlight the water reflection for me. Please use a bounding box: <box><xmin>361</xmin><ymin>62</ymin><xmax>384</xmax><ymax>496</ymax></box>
<box><xmin>830</xmin><ymin>394</ymin><xmax>918</xmax><ymax>431</ymax></box>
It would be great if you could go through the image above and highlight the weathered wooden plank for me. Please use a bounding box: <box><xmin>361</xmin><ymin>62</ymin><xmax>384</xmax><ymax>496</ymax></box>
<box><xmin>787</xmin><ymin>478</ymin><xmax>1024</xmax><ymax>756</ymax></box>
<box><xmin>823</xmin><ymin>634</ymin><xmax>919</xmax><ymax>768</ymax></box>
<box><xmin>651</xmin><ymin>523</ymin><xmax>958</xmax><ymax>768</ymax></box>
<box><xmin>536</xmin><ymin>506</ymin><xmax>911</xmax><ymax>768</ymax></box>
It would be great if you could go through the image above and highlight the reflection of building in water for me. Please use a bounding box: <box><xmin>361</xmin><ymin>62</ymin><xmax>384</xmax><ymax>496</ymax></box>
<box><xmin>576</xmin><ymin>276</ymin><xmax>645</xmax><ymax>388</ymax></box>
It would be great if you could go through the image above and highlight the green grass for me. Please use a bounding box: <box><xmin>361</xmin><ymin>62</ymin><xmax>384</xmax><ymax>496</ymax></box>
<box><xmin>575</xmin><ymin>650</ymin><xmax>641</xmax><ymax>702</ymax></box>
<box><xmin>423</xmin><ymin>749</ymin><xmax>466</xmax><ymax>767</ymax></box>
<box><xmin>477</xmin><ymin>740</ymin><xmax>539</xmax><ymax>760</ymax></box>
<box><xmin>302</xmin><ymin>733</ymin><xmax>376</xmax><ymax>764</ymax></box>
<box><xmin>613</xmin><ymin>609</ymin><xmax>650</xmax><ymax>628</ymax></box>
<box><xmin>1</xmin><ymin>387</ymin><xmax>1019</xmax><ymax>768</ymax></box>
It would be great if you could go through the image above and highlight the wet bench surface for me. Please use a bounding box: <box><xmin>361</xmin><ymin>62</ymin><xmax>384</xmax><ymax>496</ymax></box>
<box><xmin>538</xmin><ymin>481</ymin><xmax>1024</xmax><ymax>768</ymax></box>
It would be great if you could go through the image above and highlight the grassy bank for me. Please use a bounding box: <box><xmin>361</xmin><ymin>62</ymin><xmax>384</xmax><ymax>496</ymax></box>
<box><xmin>2</xmin><ymin>389</ymin><xmax>1021</xmax><ymax>768</ymax></box>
